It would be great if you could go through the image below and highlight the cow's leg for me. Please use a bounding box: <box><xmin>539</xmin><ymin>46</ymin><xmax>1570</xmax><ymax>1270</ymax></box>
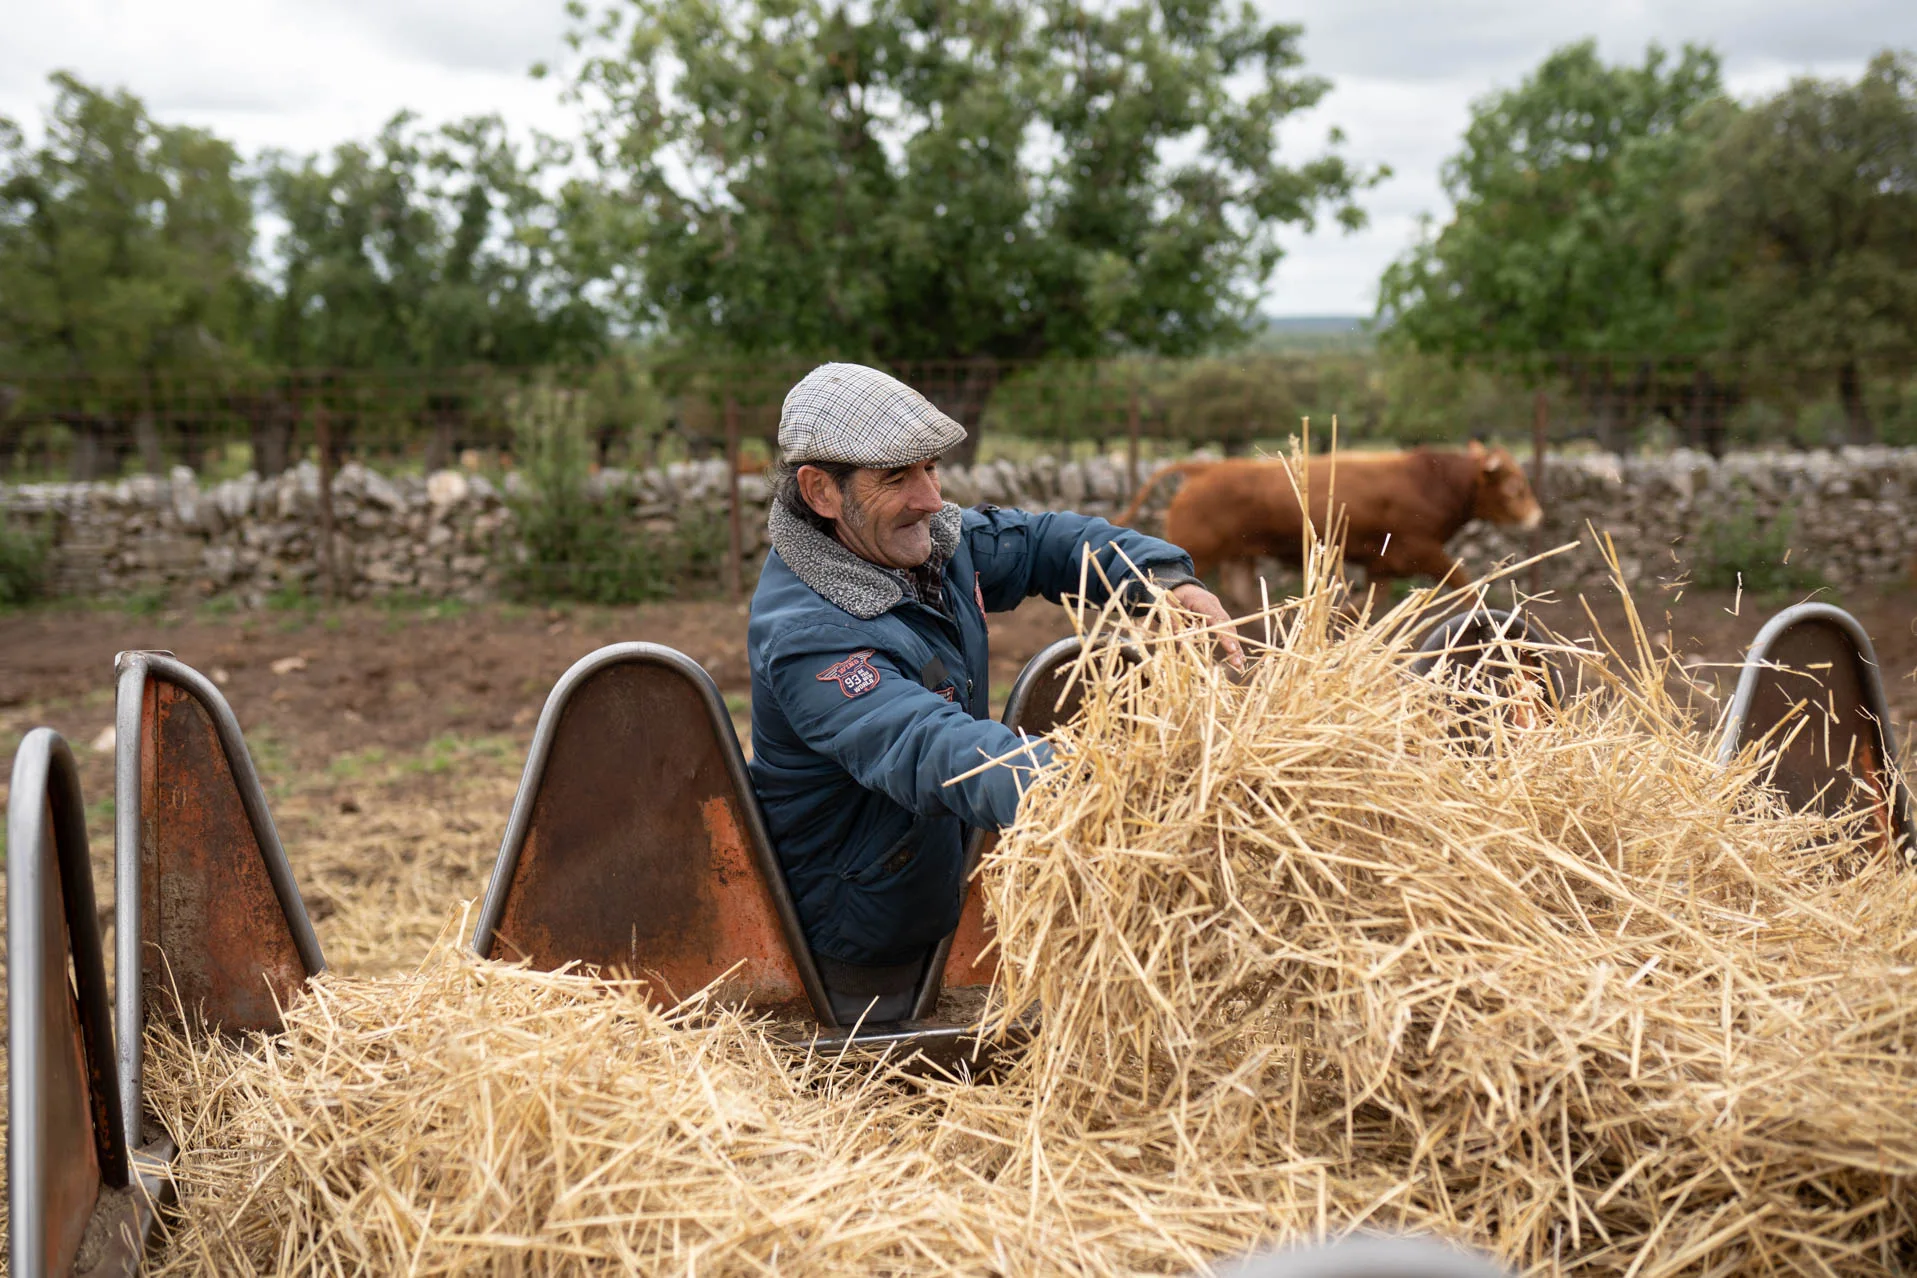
<box><xmin>1363</xmin><ymin>537</ymin><xmax>1466</xmax><ymax>588</ymax></box>
<box><xmin>1210</xmin><ymin>559</ymin><xmax>1258</xmax><ymax>615</ymax></box>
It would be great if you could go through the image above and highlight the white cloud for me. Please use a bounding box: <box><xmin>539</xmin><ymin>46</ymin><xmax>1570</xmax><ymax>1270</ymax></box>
<box><xmin>2</xmin><ymin>0</ymin><xmax>1911</xmax><ymax>315</ymax></box>
<box><xmin>0</xmin><ymin>0</ymin><xmax>576</xmax><ymax>157</ymax></box>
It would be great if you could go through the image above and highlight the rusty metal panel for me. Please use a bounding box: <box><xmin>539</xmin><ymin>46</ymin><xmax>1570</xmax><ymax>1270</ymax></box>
<box><xmin>37</xmin><ymin>795</ymin><xmax>104</xmax><ymax>1276</ymax></box>
<box><xmin>142</xmin><ymin>678</ymin><xmax>310</xmax><ymax>1034</ymax></box>
<box><xmin>10</xmin><ymin>728</ymin><xmax>132</xmax><ymax>1278</ymax></box>
<box><xmin>1722</xmin><ymin>604</ymin><xmax>1915</xmax><ymax>860</ymax></box>
<box><xmin>477</xmin><ymin>647</ymin><xmax>818</xmax><ymax>1014</ymax></box>
<box><xmin>117</xmin><ymin>652</ymin><xmax>324</xmax><ymax>1145</ymax></box>
<box><xmin>939</xmin><ymin>838</ymin><xmax>1000</xmax><ymax>992</ymax></box>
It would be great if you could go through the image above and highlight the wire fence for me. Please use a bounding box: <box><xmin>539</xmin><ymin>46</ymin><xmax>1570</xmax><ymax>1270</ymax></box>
<box><xmin>4</xmin><ymin>351</ymin><xmax>1915</xmax><ymax>608</ymax></box>
<box><xmin>5</xmin><ymin>351</ymin><xmax>1915</xmax><ymax>486</ymax></box>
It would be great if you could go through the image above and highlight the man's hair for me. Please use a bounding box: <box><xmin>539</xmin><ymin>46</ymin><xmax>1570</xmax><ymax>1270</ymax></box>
<box><xmin>770</xmin><ymin>456</ymin><xmax>861</xmax><ymax>533</ymax></box>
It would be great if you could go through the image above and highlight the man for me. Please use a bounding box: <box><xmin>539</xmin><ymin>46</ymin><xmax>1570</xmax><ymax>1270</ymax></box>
<box><xmin>748</xmin><ymin>363</ymin><xmax>1239</xmax><ymax>1023</ymax></box>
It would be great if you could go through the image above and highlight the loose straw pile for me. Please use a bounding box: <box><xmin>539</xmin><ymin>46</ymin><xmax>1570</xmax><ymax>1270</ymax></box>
<box><xmin>145</xmin><ymin>552</ymin><xmax>1917</xmax><ymax>1275</ymax></box>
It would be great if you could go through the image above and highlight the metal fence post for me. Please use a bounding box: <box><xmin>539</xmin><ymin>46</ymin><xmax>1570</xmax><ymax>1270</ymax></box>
<box><xmin>314</xmin><ymin>380</ymin><xmax>337</xmax><ymax>604</ymax></box>
<box><xmin>1126</xmin><ymin>377</ymin><xmax>1141</xmax><ymax>495</ymax></box>
<box><xmin>724</xmin><ymin>395</ymin><xmax>743</xmax><ymax>600</ymax></box>
<box><xmin>1530</xmin><ymin>388</ymin><xmax>1548</xmax><ymax>597</ymax></box>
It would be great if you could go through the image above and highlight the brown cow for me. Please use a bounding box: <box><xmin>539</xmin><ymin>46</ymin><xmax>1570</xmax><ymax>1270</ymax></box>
<box><xmin>1115</xmin><ymin>443</ymin><xmax>1543</xmax><ymax>592</ymax></box>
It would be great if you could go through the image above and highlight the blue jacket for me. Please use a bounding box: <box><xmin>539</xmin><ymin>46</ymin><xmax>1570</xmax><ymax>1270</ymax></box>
<box><xmin>748</xmin><ymin>501</ymin><xmax>1195</xmax><ymax>966</ymax></box>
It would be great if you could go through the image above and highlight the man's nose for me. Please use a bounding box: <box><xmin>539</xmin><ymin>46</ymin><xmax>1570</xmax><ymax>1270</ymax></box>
<box><xmin>904</xmin><ymin>469</ymin><xmax>943</xmax><ymax>513</ymax></box>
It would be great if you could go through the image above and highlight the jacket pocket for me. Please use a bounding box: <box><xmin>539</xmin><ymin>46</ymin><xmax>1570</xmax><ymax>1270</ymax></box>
<box><xmin>842</xmin><ymin>821</ymin><xmax>921</xmax><ymax>885</ymax></box>
<box><xmin>831</xmin><ymin>813</ymin><xmax>967</xmax><ymax>963</ymax></box>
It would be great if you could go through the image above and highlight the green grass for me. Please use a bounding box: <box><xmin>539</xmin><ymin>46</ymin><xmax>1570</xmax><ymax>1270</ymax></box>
<box><xmin>122</xmin><ymin>586</ymin><xmax>171</xmax><ymax>617</ymax></box>
<box><xmin>380</xmin><ymin>596</ymin><xmax>474</xmax><ymax>630</ymax></box>
<box><xmin>246</xmin><ymin>729</ymin><xmax>295</xmax><ymax>796</ymax></box>
<box><xmin>408</xmin><ymin>733</ymin><xmax>515</xmax><ymax>776</ymax></box>
<box><xmin>327</xmin><ymin>746</ymin><xmax>391</xmax><ymax>780</ymax></box>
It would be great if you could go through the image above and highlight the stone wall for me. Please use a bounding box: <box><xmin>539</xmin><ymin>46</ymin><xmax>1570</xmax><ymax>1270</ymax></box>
<box><xmin>3</xmin><ymin>447</ymin><xmax>1914</xmax><ymax>604</ymax></box>
<box><xmin>1450</xmin><ymin>447</ymin><xmax>1917</xmax><ymax>591</ymax></box>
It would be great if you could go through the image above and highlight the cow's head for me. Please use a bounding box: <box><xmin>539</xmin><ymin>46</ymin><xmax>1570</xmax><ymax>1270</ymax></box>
<box><xmin>1468</xmin><ymin>441</ymin><xmax>1543</xmax><ymax>530</ymax></box>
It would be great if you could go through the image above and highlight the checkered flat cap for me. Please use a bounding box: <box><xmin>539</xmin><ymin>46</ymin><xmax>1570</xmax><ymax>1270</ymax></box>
<box><xmin>778</xmin><ymin>363</ymin><xmax>967</xmax><ymax>467</ymax></box>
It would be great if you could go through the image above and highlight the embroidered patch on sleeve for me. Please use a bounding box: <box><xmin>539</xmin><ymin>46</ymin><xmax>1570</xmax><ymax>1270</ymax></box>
<box><xmin>817</xmin><ymin>649</ymin><xmax>883</xmax><ymax>698</ymax></box>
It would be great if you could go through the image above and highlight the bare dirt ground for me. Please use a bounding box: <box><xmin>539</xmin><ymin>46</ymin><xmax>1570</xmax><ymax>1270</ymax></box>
<box><xmin>0</xmin><ymin>593</ymin><xmax>1085</xmax><ymax>812</ymax></box>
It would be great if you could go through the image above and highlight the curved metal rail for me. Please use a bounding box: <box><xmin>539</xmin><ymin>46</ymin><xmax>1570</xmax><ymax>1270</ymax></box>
<box><xmin>471</xmin><ymin>642</ymin><xmax>836</xmax><ymax>1025</ymax></box>
<box><xmin>1411</xmin><ymin>607</ymin><xmax>1564</xmax><ymax>703</ymax></box>
<box><xmin>113</xmin><ymin>650</ymin><xmax>325</xmax><ymax>1149</ymax></box>
<box><xmin>9</xmin><ymin>729</ymin><xmax>129</xmax><ymax>1276</ymax></box>
<box><xmin>1717</xmin><ymin>602</ymin><xmax>1914</xmax><ymax>859</ymax></box>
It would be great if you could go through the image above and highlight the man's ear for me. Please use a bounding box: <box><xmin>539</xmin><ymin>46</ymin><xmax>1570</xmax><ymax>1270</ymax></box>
<box><xmin>797</xmin><ymin>465</ymin><xmax>845</xmax><ymax>521</ymax></box>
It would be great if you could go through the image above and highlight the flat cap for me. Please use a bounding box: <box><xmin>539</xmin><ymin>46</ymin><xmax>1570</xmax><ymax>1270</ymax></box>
<box><xmin>778</xmin><ymin>363</ymin><xmax>967</xmax><ymax>467</ymax></box>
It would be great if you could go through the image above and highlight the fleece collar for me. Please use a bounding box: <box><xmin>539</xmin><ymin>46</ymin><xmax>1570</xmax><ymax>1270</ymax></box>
<box><xmin>767</xmin><ymin>501</ymin><xmax>963</xmax><ymax>620</ymax></box>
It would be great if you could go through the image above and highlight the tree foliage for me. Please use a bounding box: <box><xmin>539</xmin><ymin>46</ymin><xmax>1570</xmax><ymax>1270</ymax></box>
<box><xmin>563</xmin><ymin>0</ymin><xmax>1377</xmax><ymax>364</ymax></box>
<box><xmin>260</xmin><ymin>113</ymin><xmax>614</xmax><ymax>370</ymax></box>
<box><xmin>0</xmin><ymin>73</ymin><xmax>254</xmax><ymax>373</ymax></box>
<box><xmin>1676</xmin><ymin>53</ymin><xmax>1917</xmax><ymax>442</ymax></box>
<box><xmin>1378</xmin><ymin>41</ymin><xmax>1725</xmax><ymax>359</ymax></box>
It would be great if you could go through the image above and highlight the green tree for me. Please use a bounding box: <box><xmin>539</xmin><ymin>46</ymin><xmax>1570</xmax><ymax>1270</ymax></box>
<box><xmin>0</xmin><ymin>73</ymin><xmax>254</xmax><ymax>374</ymax></box>
<box><xmin>258</xmin><ymin>113</ymin><xmax>618</xmax><ymax>469</ymax></box>
<box><xmin>562</xmin><ymin>0</ymin><xmax>1376</xmax><ymax>452</ymax></box>
<box><xmin>260</xmin><ymin>112</ymin><xmax>611</xmax><ymax>371</ymax></box>
<box><xmin>1378</xmin><ymin>42</ymin><xmax>1725</xmax><ymax>360</ymax></box>
<box><xmin>0</xmin><ymin>73</ymin><xmax>256</xmax><ymax>475</ymax></box>
<box><xmin>1676</xmin><ymin>52</ymin><xmax>1917</xmax><ymax>445</ymax></box>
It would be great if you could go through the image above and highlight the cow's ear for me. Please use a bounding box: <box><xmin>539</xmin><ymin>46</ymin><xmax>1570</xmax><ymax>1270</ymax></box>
<box><xmin>1483</xmin><ymin>452</ymin><xmax>1504</xmax><ymax>473</ymax></box>
<box><xmin>1467</xmin><ymin>439</ymin><xmax>1486</xmax><ymax>458</ymax></box>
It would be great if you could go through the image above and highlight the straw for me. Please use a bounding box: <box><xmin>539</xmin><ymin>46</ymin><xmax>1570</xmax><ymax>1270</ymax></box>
<box><xmin>142</xmin><ymin>504</ymin><xmax>1917</xmax><ymax>1276</ymax></box>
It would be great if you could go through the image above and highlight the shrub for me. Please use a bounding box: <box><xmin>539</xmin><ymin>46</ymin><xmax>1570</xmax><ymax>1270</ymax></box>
<box><xmin>501</xmin><ymin>385</ymin><xmax>722</xmax><ymax>604</ymax></box>
<box><xmin>1691</xmin><ymin>499</ymin><xmax>1823</xmax><ymax>595</ymax></box>
<box><xmin>0</xmin><ymin>517</ymin><xmax>52</xmax><ymax>607</ymax></box>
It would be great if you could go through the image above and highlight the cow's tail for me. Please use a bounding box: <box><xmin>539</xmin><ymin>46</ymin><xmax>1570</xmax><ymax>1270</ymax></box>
<box><xmin>1112</xmin><ymin>461</ymin><xmax>1206</xmax><ymax>528</ymax></box>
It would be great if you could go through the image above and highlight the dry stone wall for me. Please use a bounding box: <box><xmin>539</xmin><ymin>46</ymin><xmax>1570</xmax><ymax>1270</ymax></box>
<box><xmin>3</xmin><ymin>448</ymin><xmax>1914</xmax><ymax>604</ymax></box>
<box><xmin>1450</xmin><ymin>447</ymin><xmax>1917</xmax><ymax>592</ymax></box>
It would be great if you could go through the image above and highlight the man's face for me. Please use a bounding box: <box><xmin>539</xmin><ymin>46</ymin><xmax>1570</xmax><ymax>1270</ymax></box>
<box><xmin>801</xmin><ymin>458</ymin><xmax>944</xmax><ymax>570</ymax></box>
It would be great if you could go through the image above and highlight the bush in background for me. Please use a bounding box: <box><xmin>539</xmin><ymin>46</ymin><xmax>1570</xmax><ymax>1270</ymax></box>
<box><xmin>0</xmin><ymin>517</ymin><xmax>52</xmax><ymax>606</ymax></box>
<box><xmin>501</xmin><ymin>385</ymin><xmax>723</xmax><ymax>604</ymax></box>
<box><xmin>1691</xmin><ymin>499</ymin><xmax>1824</xmax><ymax>595</ymax></box>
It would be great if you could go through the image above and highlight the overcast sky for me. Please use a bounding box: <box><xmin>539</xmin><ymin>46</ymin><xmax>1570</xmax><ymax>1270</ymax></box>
<box><xmin>4</xmin><ymin>1</ymin><xmax>1913</xmax><ymax>317</ymax></box>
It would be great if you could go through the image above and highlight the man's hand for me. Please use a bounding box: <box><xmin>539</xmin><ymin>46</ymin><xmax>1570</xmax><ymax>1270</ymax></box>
<box><xmin>1168</xmin><ymin>582</ymin><xmax>1246</xmax><ymax>671</ymax></box>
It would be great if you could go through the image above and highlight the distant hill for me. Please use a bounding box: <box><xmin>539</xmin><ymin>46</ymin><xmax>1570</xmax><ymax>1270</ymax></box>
<box><xmin>1262</xmin><ymin>315</ymin><xmax>1368</xmax><ymax>334</ymax></box>
<box><xmin>1246</xmin><ymin>314</ymin><xmax>1374</xmax><ymax>352</ymax></box>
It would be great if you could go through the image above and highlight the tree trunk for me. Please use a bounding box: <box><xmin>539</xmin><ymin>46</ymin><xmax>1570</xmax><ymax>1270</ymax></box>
<box><xmin>1838</xmin><ymin>359</ymin><xmax>1874</xmax><ymax>446</ymax></box>
<box><xmin>177</xmin><ymin>410</ymin><xmax>209</xmax><ymax>473</ymax></box>
<box><xmin>1699</xmin><ymin>370</ymin><xmax>1737</xmax><ymax>460</ymax></box>
<box><xmin>914</xmin><ymin>360</ymin><xmax>1001</xmax><ymax>465</ymax></box>
<box><xmin>134</xmin><ymin>412</ymin><xmax>165</xmax><ymax>474</ymax></box>
<box><xmin>64</xmin><ymin>414</ymin><xmax>116</xmax><ymax>481</ymax></box>
<box><xmin>239</xmin><ymin>392</ymin><xmax>296</xmax><ymax>477</ymax></box>
<box><xmin>0</xmin><ymin>384</ymin><xmax>20</xmax><ymax>476</ymax></box>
